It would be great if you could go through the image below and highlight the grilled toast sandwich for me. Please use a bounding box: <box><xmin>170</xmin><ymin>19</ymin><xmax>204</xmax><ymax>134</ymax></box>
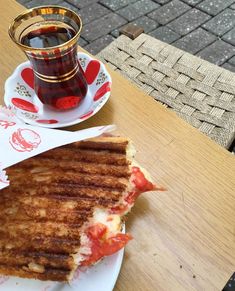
<box><xmin>0</xmin><ymin>136</ymin><xmax>162</xmax><ymax>281</ymax></box>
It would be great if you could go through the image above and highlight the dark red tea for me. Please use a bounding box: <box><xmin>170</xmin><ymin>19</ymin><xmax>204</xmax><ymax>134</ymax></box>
<box><xmin>21</xmin><ymin>24</ymin><xmax>87</xmax><ymax>111</ymax></box>
<box><xmin>21</xmin><ymin>26</ymin><xmax>76</xmax><ymax>48</ymax></box>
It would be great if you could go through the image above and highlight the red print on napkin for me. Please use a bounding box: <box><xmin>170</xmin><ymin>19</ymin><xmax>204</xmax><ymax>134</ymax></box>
<box><xmin>0</xmin><ymin>120</ymin><xmax>16</xmax><ymax>129</ymax></box>
<box><xmin>9</xmin><ymin>128</ymin><xmax>41</xmax><ymax>152</ymax></box>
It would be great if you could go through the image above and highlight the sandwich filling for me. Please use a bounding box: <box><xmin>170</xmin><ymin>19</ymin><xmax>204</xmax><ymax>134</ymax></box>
<box><xmin>73</xmin><ymin>164</ymin><xmax>164</xmax><ymax>272</ymax></box>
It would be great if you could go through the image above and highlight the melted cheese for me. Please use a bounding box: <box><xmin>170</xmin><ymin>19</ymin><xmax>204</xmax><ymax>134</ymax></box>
<box><xmin>73</xmin><ymin>208</ymin><xmax>121</xmax><ymax>266</ymax></box>
<box><xmin>93</xmin><ymin>208</ymin><xmax>121</xmax><ymax>233</ymax></box>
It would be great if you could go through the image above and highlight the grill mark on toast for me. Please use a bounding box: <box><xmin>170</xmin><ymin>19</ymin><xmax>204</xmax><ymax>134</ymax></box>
<box><xmin>0</xmin><ymin>221</ymin><xmax>84</xmax><ymax>240</ymax></box>
<box><xmin>37</xmin><ymin>148</ymin><xmax>129</xmax><ymax>166</ymax></box>
<box><xmin>0</xmin><ymin>237</ymin><xmax>80</xmax><ymax>254</ymax></box>
<box><xmin>0</xmin><ymin>251</ymin><xmax>73</xmax><ymax>270</ymax></box>
<box><xmin>1</xmin><ymin>184</ymin><xmax>124</xmax><ymax>201</ymax></box>
<box><xmin>16</xmin><ymin>160</ymin><xmax>130</xmax><ymax>177</ymax></box>
<box><xmin>1</xmin><ymin>137</ymin><xmax>132</xmax><ymax>282</ymax></box>
<box><xmin>9</xmin><ymin>171</ymin><xmax>129</xmax><ymax>191</ymax></box>
<box><xmin>0</xmin><ymin>264</ymin><xmax>71</xmax><ymax>281</ymax></box>
<box><xmin>67</xmin><ymin>139</ymin><xmax>129</xmax><ymax>153</ymax></box>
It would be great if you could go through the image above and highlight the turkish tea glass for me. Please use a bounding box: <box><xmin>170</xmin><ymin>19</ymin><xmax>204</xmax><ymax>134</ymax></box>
<box><xmin>9</xmin><ymin>6</ymin><xmax>88</xmax><ymax>111</ymax></box>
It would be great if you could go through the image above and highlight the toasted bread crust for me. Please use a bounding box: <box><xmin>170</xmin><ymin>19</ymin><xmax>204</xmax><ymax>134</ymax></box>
<box><xmin>0</xmin><ymin>137</ymin><xmax>132</xmax><ymax>282</ymax></box>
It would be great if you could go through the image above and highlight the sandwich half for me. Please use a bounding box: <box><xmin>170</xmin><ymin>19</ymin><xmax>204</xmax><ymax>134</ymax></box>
<box><xmin>0</xmin><ymin>136</ymin><xmax>163</xmax><ymax>281</ymax></box>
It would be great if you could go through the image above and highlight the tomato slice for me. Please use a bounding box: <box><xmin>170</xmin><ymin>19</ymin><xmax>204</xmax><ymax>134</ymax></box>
<box><xmin>131</xmin><ymin>166</ymin><xmax>155</xmax><ymax>192</ymax></box>
<box><xmin>81</xmin><ymin>223</ymin><xmax>132</xmax><ymax>266</ymax></box>
<box><xmin>81</xmin><ymin>240</ymin><xmax>103</xmax><ymax>266</ymax></box>
<box><xmin>110</xmin><ymin>204</ymin><xmax>129</xmax><ymax>215</ymax></box>
<box><xmin>86</xmin><ymin>223</ymin><xmax>107</xmax><ymax>240</ymax></box>
<box><xmin>124</xmin><ymin>191</ymin><xmax>139</xmax><ymax>205</ymax></box>
<box><xmin>101</xmin><ymin>233</ymin><xmax>132</xmax><ymax>256</ymax></box>
<box><xmin>131</xmin><ymin>166</ymin><xmax>166</xmax><ymax>192</ymax></box>
<box><xmin>110</xmin><ymin>167</ymin><xmax>165</xmax><ymax>215</ymax></box>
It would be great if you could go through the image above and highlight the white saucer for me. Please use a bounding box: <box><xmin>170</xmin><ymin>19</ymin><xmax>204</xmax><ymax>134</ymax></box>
<box><xmin>4</xmin><ymin>52</ymin><xmax>112</xmax><ymax>128</ymax></box>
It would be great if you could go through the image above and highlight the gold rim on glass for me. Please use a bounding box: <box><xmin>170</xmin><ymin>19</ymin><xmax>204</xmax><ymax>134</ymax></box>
<box><xmin>34</xmin><ymin>63</ymin><xmax>79</xmax><ymax>82</ymax></box>
<box><xmin>8</xmin><ymin>5</ymin><xmax>83</xmax><ymax>53</ymax></box>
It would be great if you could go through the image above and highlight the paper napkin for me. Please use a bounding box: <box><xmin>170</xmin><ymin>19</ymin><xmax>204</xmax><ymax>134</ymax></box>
<box><xmin>0</xmin><ymin>106</ymin><xmax>116</xmax><ymax>190</ymax></box>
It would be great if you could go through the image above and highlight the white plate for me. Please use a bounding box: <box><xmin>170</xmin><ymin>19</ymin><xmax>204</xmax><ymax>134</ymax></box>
<box><xmin>0</xmin><ymin>246</ymin><xmax>124</xmax><ymax>291</ymax></box>
<box><xmin>4</xmin><ymin>52</ymin><xmax>112</xmax><ymax>128</ymax></box>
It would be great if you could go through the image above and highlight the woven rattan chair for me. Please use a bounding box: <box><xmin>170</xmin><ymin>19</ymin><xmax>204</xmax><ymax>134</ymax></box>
<box><xmin>97</xmin><ymin>33</ymin><xmax>235</xmax><ymax>149</ymax></box>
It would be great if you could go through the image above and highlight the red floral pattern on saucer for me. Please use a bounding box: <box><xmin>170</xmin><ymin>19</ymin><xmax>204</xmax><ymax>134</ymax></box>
<box><xmin>4</xmin><ymin>52</ymin><xmax>112</xmax><ymax>128</ymax></box>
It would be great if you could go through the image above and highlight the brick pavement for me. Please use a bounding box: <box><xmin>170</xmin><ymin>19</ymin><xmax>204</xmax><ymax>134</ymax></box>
<box><xmin>17</xmin><ymin>0</ymin><xmax>235</xmax><ymax>71</ymax></box>
<box><xmin>15</xmin><ymin>0</ymin><xmax>235</xmax><ymax>151</ymax></box>
<box><xmin>18</xmin><ymin>0</ymin><xmax>235</xmax><ymax>72</ymax></box>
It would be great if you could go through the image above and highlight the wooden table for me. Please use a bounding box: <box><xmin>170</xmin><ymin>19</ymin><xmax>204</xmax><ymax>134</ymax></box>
<box><xmin>1</xmin><ymin>1</ymin><xmax>235</xmax><ymax>290</ymax></box>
